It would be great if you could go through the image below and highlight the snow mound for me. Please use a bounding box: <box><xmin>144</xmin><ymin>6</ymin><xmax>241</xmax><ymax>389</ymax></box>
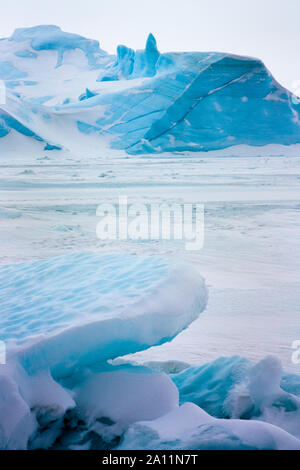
<box><xmin>120</xmin><ymin>402</ymin><xmax>300</xmax><ymax>450</ymax></box>
<box><xmin>75</xmin><ymin>364</ymin><xmax>179</xmax><ymax>427</ymax></box>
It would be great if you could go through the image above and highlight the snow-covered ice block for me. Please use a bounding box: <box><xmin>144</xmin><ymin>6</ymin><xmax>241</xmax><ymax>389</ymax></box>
<box><xmin>120</xmin><ymin>402</ymin><xmax>300</xmax><ymax>450</ymax></box>
<box><xmin>173</xmin><ymin>355</ymin><xmax>250</xmax><ymax>417</ymax></box>
<box><xmin>173</xmin><ymin>355</ymin><xmax>300</xmax><ymax>439</ymax></box>
<box><xmin>0</xmin><ymin>252</ymin><xmax>207</xmax><ymax>378</ymax></box>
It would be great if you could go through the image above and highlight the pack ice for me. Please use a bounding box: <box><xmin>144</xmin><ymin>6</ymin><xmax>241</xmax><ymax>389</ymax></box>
<box><xmin>0</xmin><ymin>252</ymin><xmax>207</xmax><ymax>449</ymax></box>
<box><xmin>0</xmin><ymin>25</ymin><xmax>300</xmax><ymax>157</ymax></box>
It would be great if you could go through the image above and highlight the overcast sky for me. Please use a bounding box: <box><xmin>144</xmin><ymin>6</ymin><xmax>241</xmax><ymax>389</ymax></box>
<box><xmin>0</xmin><ymin>0</ymin><xmax>299</xmax><ymax>91</ymax></box>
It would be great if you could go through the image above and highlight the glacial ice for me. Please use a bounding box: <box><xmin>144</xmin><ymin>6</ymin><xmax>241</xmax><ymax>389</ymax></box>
<box><xmin>0</xmin><ymin>61</ymin><xmax>27</xmax><ymax>80</ymax></box>
<box><xmin>0</xmin><ymin>25</ymin><xmax>299</xmax><ymax>157</ymax></box>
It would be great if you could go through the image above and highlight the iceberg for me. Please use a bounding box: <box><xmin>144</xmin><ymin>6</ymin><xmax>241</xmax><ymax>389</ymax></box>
<box><xmin>0</xmin><ymin>25</ymin><xmax>299</xmax><ymax>157</ymax></box>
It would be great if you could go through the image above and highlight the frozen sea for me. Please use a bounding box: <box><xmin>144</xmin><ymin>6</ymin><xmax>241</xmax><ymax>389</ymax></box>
<box><xmin>0</xmin><ymin>149</ymin><xmax>299</xmax><ymax>373</ymax></box>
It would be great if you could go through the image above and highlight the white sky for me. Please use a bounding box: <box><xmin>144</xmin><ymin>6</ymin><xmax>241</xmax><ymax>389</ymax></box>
<box><xmin>0</xmin><ymin>0</ymin><xmax>299</xmax><ymax>91</ymax></box>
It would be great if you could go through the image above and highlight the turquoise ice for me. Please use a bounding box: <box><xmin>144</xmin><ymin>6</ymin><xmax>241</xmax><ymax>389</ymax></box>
<box><xmin>0</xmin><ymin>252</ymin><xmax>207</xmax><ymax>377</ymax></box>
<box><xmin>0</xmin><ymin>25</ymin><xmax>299</xmax><ymax>155</ymax></box>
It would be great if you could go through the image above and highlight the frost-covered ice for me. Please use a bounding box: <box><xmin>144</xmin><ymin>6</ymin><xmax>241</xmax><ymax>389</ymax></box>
<box><xmin>1</xmin><ymin>150</ymin><xmax>300</xmax><ymax>451</ymax></box>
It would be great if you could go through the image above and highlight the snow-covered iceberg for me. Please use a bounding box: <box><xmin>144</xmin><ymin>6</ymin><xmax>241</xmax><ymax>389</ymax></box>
<box><xmin>0</xmin><ymin>25</ymin><xmax>300</xmax><ymax>157</ymax></box>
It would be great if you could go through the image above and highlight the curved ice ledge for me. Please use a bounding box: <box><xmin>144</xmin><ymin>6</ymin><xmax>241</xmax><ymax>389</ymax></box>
<box><xmin>0</xmin><ymin>252</ymin><xmax>207</xmax><ymax>378</ymax></box>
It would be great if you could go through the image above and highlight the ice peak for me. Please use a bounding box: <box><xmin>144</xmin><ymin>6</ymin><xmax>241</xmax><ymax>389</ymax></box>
<box><xmin>145</xmin><ymin>33</ymin><xmax>158</xmax><ymax>52</ymax></box>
